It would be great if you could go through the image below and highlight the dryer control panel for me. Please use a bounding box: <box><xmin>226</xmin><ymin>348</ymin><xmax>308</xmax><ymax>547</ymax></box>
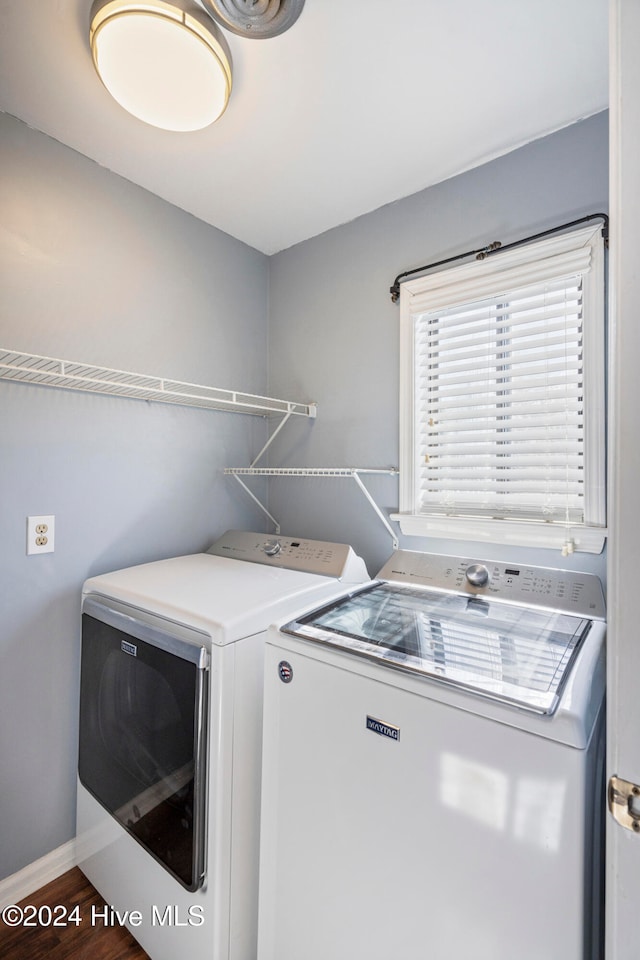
<box><xmin>376</xmin><ymin>550</ymin><xmax>606</xmax><ymax>619</ymax></box>
<box><xmin>208</xmin><ymin>530</ymin><xmax>368</xmax><ymax>582</ymax></box>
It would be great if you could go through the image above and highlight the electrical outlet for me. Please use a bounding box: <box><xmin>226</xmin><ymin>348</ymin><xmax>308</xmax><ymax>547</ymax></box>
<box><xmin>27</xmin><ymin>515</ymin><xmax>55</xmax><ymax>555</ymax></box>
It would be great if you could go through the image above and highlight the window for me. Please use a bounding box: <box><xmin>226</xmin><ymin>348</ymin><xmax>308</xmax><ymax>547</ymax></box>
<box><xmin>393</xmin><ymin>224</ymin><xmax>606</xmax><ymax>553</ymax></box>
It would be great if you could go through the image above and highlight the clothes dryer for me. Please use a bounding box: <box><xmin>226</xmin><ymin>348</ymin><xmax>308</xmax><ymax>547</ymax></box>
<box><xmin>76</xmin><ymin>530</ymin><xmax>368</xmax><ymax>960</ymax></box>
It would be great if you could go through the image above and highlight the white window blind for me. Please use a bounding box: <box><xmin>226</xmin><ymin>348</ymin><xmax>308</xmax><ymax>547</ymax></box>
<box><xmin>395</xmin><ymin>224</ymin><xmax>606</xmax><ymax>552</ymax></box>
<box><xmin>417</xmin><ymin>273</ymin><xmax>585</xmax><ymax>522</ymax></box>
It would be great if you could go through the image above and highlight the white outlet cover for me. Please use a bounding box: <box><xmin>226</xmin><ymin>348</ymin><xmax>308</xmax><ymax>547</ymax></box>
<box><xmin>27</xmin><ymin>515</ymin><xmax>55</xmax><ymax>555</ymax></box>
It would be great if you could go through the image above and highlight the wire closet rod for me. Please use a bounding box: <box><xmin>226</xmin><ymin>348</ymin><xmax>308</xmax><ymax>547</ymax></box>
<box><xmin>389</xmin><ymin>212</ymin><xmax>609</xmax><ymax>303</ymax></box>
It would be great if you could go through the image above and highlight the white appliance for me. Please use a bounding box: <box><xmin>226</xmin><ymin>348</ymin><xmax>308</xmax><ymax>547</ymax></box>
<box><xmin>258</xmin><ymin>550</ymin><xmax>606</xmax><ymax>960</ymax></box>
<box><xmin>76</xmin><ymin>529</ymin><xmax>368</xmax><ymax>960</ymax></box>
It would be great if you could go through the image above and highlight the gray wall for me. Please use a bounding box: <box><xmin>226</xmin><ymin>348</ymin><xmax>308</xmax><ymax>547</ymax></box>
<box><xmin>266</xmin><ymin>111</ymin><xmax>609</xmax><ymax>577</ymax></box>
<box><xmin>0</xmin><ymin>113</ymin><xmax>269</xmax><ymax>880</ymax></box>
<box><xmin>0</xmin><ymin>109</ymin><xmax>609</xmax><ymax>882</ymax></box>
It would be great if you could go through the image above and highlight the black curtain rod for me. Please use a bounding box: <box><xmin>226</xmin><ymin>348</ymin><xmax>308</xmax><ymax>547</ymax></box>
<box><xmin>389</xmin><ymin>213</ymin><xmax>609</xmax><ymax>303</ymax></box>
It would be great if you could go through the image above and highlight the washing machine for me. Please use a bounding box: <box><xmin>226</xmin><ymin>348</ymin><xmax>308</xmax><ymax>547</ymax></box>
<box><xmin>75</xmin><ymin>529</ymin><xmax>368</xmax><ymax>960</ymax></box>
<box><xmin>258</xmin><ymin>549</ymin><xmax>606</xmax><ymax>960</ymax></box>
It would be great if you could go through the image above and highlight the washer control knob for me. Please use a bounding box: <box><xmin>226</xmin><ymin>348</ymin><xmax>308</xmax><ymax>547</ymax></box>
<box><xmin>263</xmin><ymin>539</ymin><xmax>282</xmax><ymax>557</ymax></box>
<box><xmin>465</xmin><ymin>563</ymin><xmax>490</xmax><ymax>587</ymax></box>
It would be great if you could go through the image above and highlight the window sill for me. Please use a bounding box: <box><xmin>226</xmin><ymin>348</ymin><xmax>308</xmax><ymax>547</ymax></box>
<box><xmin>390</xmin><ymin>513</ymin><xmax>607</xmax><ymax>555</ymax></box>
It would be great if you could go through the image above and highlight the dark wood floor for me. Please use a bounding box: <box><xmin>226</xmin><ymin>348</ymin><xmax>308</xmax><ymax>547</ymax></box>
<box><xmin>0</xmin><ymin>867</ymin><xmax>149</xmax><ymax>960</ymax></box>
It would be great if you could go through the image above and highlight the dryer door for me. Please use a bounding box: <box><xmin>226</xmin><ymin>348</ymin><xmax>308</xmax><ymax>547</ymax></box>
<box><xmin>79</xmin><ymin>599</ymin><xmax>208</xmax><ymax>891</ymax></box>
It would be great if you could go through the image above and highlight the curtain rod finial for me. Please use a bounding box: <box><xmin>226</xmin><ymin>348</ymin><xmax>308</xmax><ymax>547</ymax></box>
<box><xmin>475</xmin><ymin>241</ymin><xmax>502</xmax><ymax>261</ymax></box>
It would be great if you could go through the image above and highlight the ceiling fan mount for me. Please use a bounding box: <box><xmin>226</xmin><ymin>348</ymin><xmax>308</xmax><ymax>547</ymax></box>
<box><xmin>200</xmin><ymin>0</ymin><xmax>306</xmax><ymax>39</ymax></box>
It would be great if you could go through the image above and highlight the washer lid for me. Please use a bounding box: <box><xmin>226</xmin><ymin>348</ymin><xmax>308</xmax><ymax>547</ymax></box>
<box><xmin>282</xmin><ymin>582</ymin><xmax>593</xmax><ymax>714</ymax></box>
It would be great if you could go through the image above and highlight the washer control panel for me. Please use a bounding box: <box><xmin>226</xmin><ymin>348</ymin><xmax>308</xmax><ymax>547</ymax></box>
<box><xmin>208</xmin><ymin>530</ymin><xmax>368</xmax><ymax>582</ymax></box>
<box><xmin>376</xmin><ymin>550</ymin><xmax>606</xmax><ymax>619</ymax></box>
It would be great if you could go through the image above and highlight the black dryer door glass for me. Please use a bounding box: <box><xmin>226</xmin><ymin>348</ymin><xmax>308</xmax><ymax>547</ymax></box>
<box><xmin>79</xmin><ymin>603</ymin><xmax>208</xmax><ymax>890</ymax></box>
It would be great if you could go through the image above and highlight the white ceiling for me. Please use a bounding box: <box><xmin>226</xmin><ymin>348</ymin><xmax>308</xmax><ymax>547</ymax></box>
<box><xmin>0</xmin><ymin>0</ymin><xmax>608</xmax><ymax>255</ymax></box>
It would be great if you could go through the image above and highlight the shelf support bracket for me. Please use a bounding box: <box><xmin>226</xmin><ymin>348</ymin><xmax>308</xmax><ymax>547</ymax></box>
<box><xmin>250</xmin><ymin>411</ymin><xmax>293</xmax><ymax>468</ymax></box>
<box><xmin>351</xmin><ymin>470</ymin><xmax>399</xmax><ymax>550</ymax></box>
<box><xmin>231</xmin><ymin>474</ymin><xmax>281</xmax><ymax>533</ymax></box>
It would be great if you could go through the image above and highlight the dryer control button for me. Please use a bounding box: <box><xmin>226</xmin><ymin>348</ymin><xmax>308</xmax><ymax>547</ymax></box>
<box><xmin>263</xmin><ymin>539</ymin><xmax>282</xmax><ymax>556</ymax></box>
<box><xmin>465</xmin><ymin>563</ymin><xmax>490</xmax><ymax>587</ymax></box>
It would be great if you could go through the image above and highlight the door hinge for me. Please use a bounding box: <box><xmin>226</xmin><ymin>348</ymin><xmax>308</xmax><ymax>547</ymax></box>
<box><xmin>608</xmin><ymin>775</ymin><xmax>640</xmax><ymax>833</ymax></box>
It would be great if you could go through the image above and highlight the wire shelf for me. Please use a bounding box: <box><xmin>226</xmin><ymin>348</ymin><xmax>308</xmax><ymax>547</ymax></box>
<box><xmin>224</xmin><ymin>467</ymin><xmax>398</xmax><ymax>477</ymax></box>
<box><xmin>0</xmin><ymin>349</ymin><xmax>316</xmax><ymax>418</ymax></box>
<box><xmin>225</xmin><ymin>467</ymin><xmax>400</xmax><ymax>547</ymax></box>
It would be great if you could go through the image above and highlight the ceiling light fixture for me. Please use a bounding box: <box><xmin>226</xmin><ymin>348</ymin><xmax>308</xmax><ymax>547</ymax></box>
<box><xmin>89</xmin><ymin>0</ymin><xmax>232</xmax><ymax>132</ymax></box>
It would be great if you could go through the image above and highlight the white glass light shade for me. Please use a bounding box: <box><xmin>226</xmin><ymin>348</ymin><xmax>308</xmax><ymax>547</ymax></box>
<box><xmin>89</xmin><ymin>0</ymin><xmax>232</xmax><ymax>132</ymax></box>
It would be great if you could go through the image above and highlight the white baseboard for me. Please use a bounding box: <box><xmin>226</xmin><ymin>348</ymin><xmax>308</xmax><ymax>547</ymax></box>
<box><xmin>0</xmin><ymin>840</ymin><xmax>78</xmax><ymax>909</ymax></box>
